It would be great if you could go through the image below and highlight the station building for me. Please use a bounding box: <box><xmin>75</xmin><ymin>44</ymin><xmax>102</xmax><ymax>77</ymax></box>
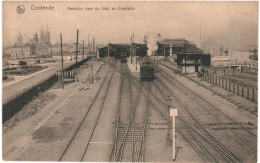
<box><xmin>98</xmin><ymin>38</ymin><xmax>211</xmax><ymax>73</ymax></box>
<box><xmin>158</xmin><ymin>38</ymin><xmax>211</xmax><ymax>73</ymax></box>
<box><xmin>98</xmin><ymin>43</ymin><xmax>148</xmax><ymax>59</ymax></box>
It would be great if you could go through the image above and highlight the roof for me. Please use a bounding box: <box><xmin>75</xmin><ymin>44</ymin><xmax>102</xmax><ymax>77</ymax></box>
<box><xmin>132</xmin><ymin>43</ymin><xmax>147</xmax><ymax>47</ymax></box>
<box><xmin>177</xmin><ymin>53</ymin><xmax>209</xmax><ymax>55</ymax></box>
<box><xmin>158</xmin><ymin>38</ymin><xmax>197</xmax><ymax>48</ymax></box>
<box><xmin>158</xmin><ymin>39</ymin><xmax>186</xmax><ymax>46</ymax></box>
<box><xmin>158</xmin><ymin>39</ymin><xmax>204</xmax><ymax>54</ymax></box>
<box><xmin>176</xmin><ymin>44</ymin><xmax>204</xmax><ymax>54</ymax></box>
<box><xmin>99</xmin><ymin>44</ymin><xmax>130</xmax><ymax>50</ymax></box>
<box><xmin>109</xmin><ymin>43</ymin><xmax>130</xmax><ymax>47</ymax></box>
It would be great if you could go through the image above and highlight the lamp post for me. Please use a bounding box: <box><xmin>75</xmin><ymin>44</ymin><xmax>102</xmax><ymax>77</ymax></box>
<box><xmin>166</xmin><ymin>95</ymin><xmax>172</xmax><ymax>140</ymax></box>
<box><xmin>225</xmin><ymin>49</ymin><xmax>229</xmax><ymax>56</ymax></box>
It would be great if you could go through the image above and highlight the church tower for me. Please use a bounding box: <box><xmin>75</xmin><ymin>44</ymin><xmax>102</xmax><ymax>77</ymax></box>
<box><xmin>40</xmin><ymin>25</ymin><xmax>45</xmax><ymax>45</ymax></box>
<box><xmin>34</xmin><ymin>32</ymin><xmax>38</xmax><ymax>45</ymax></box>
<box><xmin>45</xmin><ymin>24</ymin><xmax>51</xmax><ymax>45</ymax></box>
<box><xmin>16</xmin><ymin>32</ymin><xmax>23</xmax><ymax>47</ymax></box>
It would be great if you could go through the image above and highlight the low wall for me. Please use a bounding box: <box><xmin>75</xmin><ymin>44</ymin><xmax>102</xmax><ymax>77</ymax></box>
<box><xmin>2</xmin><ymin>57</ymin><xmax>91</xmax><ymax>123</ymax></box>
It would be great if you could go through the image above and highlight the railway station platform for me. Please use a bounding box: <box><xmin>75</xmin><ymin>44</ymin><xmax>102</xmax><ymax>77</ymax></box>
<box><xmin>127</xmin><ymin>57</ymin><xmax>140</xmax><ymax>73</ymax></box>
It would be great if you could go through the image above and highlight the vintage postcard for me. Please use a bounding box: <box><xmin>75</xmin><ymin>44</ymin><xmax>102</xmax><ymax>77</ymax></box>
<box><xmin>2</xmin><ymin>1</ymin><xmax>258</xmax><ymax>162</ymax></box>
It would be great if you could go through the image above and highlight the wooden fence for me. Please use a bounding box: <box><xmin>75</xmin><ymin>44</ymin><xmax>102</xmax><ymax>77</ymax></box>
<box><xmin>203</xmin><ymin>72</ymin><xmax>257</xmax><ymax>103</ymax></box>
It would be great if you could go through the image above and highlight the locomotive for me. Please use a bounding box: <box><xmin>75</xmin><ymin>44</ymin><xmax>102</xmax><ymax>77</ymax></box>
<box><xmin>140</xmin><ymin>56</ymin><xmax>154</xmax><ymax>81</ymax></box>
<box><xmin>120</xmin><ymin>52</ymin><xmax>127</xmax><ymax>63</ymax></box>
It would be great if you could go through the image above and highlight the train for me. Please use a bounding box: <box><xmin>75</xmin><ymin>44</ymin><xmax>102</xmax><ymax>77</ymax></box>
<box><xmin>140</xmin><ymin>57</ymin><xmax>154</xmax><ymax>81</ymax></box>
<box><xmin>120</xmin><ymin>53</ymin><xmax>127</xmax><ymax>63</ymax></box>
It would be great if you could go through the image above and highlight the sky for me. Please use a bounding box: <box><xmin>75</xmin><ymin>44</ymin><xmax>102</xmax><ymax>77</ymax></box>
<box><xmin>2</xmin><ymin>1</ymin><xmax>258</xmax><ymax>51</ymax></box>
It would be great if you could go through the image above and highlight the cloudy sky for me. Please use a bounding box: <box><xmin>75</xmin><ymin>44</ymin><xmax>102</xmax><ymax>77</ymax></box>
<box><xmin>3</xmin><ymin>1</ymin><xmax>258</xmax><ymax>51</ymax></box>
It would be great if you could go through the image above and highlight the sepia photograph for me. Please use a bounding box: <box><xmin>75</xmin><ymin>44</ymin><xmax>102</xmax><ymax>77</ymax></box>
<box><xmin>2</xmin><ymin>1</ymin><xmax>258</xmax><ymax>162</ymax></box>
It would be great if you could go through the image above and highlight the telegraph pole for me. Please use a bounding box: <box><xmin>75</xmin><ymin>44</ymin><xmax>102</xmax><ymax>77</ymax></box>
<box><xmin>82</xmin><ymin>40</ymin><xmax>84</xmax><ymax>59</ymax></box>
<box><xmin>130</xmin><ymin>35</ymin><xmax>133</xmax><ymax>64</ymax></box>
<box><xmin>133</xmin><ymin>32</ymin><xmax>135</xmax><ymax>58</ymax></box>
<box><xmin>108</xmin><ymin>42</ymin><xmax>110</xmax><ymax>61</ymax></box>
<box><xmin>136</xmin><ymin>47</ymin><xmax>138</xmax><ymax>70</ymax></box>
<box><xmin>88</xmin><ymin>34</ymin><xmax>90</xmax><ymax>56</ymax></box>
<box><xmin>60</xmin><ymin>33</ymin><xmax>64</xmax><ymax>89</ymax></box>
<box><xmin>97</xmin><ymin>45</ymin><xmax>99</xmax><ymax>61</ymax></box>
<box><xmin>93</xmin><ymin>38</ymin><xmax>95</xmax><ymax>58</ymax></box>
<box><xmin>133</xmin><ymin>32</ymin><xmax>136</xmax><ymax>63</ymax></box>
<box><xmin>91</xmin><ymin>38</ymin><xmax>94</xmax><ymax>83</ymax></box>
<box><xmin>164</xmin><ymin>44</ymin><xmax>166</xmax><ymax>60</ymax></box>
<box><xmin>90</xmin><ymin>42</ymin><xmax>92</xmax><ymax>55</ymax></box>
<box><xmin>184</xmin><ymin>40</ymin><xmax>186</xmax><ymax>73</ymax></box>
<box><xmin>51</xmin><ymin>45</ymin><xmax>53</xmax><ymax>59</ymax></box>
<box><xmin>76</xmin><ymin>29</ymin><xmax>79</xmax><ymax>63</ymax></box>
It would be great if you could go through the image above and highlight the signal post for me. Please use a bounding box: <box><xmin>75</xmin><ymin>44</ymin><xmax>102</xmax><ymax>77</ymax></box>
<box><xmin>170</xmin><ymin>109</ymin><xmax>178</xmax><ymax>161</ymax></box>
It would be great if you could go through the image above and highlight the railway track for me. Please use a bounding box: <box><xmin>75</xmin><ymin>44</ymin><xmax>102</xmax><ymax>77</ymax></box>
<box><xmin>109</xmin><ymin>62</ymin><xmax>140</xmax><ymax>162</ymax></box>
<box><xmin>101</xmin><ymin>58</ymin><xmax>251</xmax><ymax>162</ymax></box>
<box><xmin>108</xmin><ymin>63</ymin><xmax>124</xmax><ymax>162</ymax></box>
<box><xmin>157</xmin><ymin>66</ymin><xmax>257</xmax><ymax>147</ymax></box>
<box><xmin>101</xmin><ymin>59</ymin><xmax>222</xmax><ymax>162</ymax></box>
<box><xmin>135</xmin><ymin>82</ymin><xmax>150</xmax><ymax>162</ymax></box>
<box><xmin>114</xmin><ymin>63</ymin><xmax>139</xmax><ymax>162</ymax></box>
<box><xmin>108</xmin><ymin>62</ymin><xmax>150</xmax><ymax>162</ymax></box>
<box><xmin>140</xmin><ymin>87</ymin><xmax>212</xmax><ymax>162</ymax></box>
<box><xmin>159</xmin><ymin>60</ymin><xmax>257</xmax><ymax>115</ymax></box>
<box><xmin>102</xmin><ymin>59</ymin><xmax>221</xmax><ymax>162</ymax></box>
<box><xmin>157</xmin><ymin>62</ymin><xmax>257</xmax><ymax>141</ymax></box>
<box><xmin>151</xmin><ymin>63</ymin><xmax>257</xmax><ymax>162</ymax></box>
<box><xmin>58</xmin><ymin>61</ymin><xmax>117</xmax><ymax>161</ymax></box>
<box><xmin>149</xmin><ymin>78</ymin><xmax>243</xmax><ymax>162</ymax></box>
<box><xmin>157</xmin><ymin>61</ymin><xmax>257</xmax><ymax>131</ymax></box>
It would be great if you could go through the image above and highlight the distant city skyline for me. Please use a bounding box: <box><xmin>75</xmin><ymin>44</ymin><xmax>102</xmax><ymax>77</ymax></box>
<box><xmin>3</xmin><ymin>1</ymin><xmax>258</xmax><ymax>51</ymax></box>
